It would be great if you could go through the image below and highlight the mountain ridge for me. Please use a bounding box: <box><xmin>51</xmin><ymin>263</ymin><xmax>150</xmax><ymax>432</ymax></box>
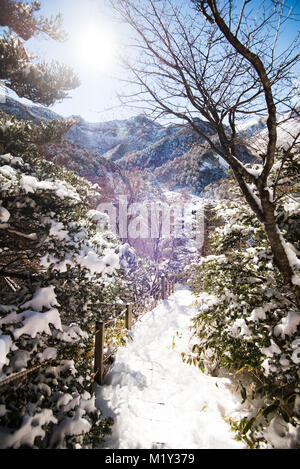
<box><xmin>0</xmin><ymin>96</ymin><xmax>232</xmax><ymax>194</ymax></box>
<box><xmin>2</xmin><ymin>96</ymin><xmax>298</xmax><ymax>197</ymax></box>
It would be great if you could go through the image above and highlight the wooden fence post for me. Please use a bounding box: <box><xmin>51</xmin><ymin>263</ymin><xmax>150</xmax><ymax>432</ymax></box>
<box><xmin>94</xmin><ymin>321</ymin><xmax>104</xmax><ymax>385</ymax></box>
<box><xmin>125</xmin><ymin>303</ymin><xmax>133</xmax><ymax>330</ymax></box>
<box><xmin>161</xmin><ymin>275</ymin><xmax>166</xmax><ymax>300</ymax></box>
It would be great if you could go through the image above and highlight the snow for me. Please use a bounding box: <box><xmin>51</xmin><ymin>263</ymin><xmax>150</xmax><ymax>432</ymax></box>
<box><xmin>245</xmin><ymin>167</ymin><xmax>262</xmax><ymax>179</ymax></box>
<box><xmin>274</xmin><ymin>311</ymin><xmax>300</xmax><ymax>339</ymax></box>
<box><xmin>96</xmin><ymin>286</ymin><xmax>246</xmax><ymax>449</ymax></box>
<box><xmin>0</xmin><ymin>205</ymin><xmax>10</xmax><ymax>223</ymax></box>
<box><xmin>20</xmin><ymin>175</ymin><xmax>38</xmax><ymax>194</ymax></box>
<box><xmin>87</xmin><ymin>209</ymin><xmax>110</xmax><ymax>228</ymax></box>
<box><xmin>0</xmin><ymin>335</ymin><xmax>13</xmax><ymax>373</ymax></box>
<box><xmin>77</xmin><ymin>249</ymin><xmax>120</xmax><ymax>276</ymax></box>
<box><xmin>0</xmin><ymin>165</ymin><xmax>17</xmax><ymax>179</ymax></box>
<box><xmin>245</xmin><ymin>182</ymin><xmax>263</xmax><ymax>213</ymax></box>
<box><xmin>55</xmin><ymin>324</ymin><xmax>89</xmax><ymax>343</ymax></box>
<box><xmin>228</xmin><ymin>318</ymin><xmax>251</xmax><ymax>339</ymax></box>
<box><xmin>0</xmin><ymin>153</ymin><xmax>23</xmax><ymax>166</ymax></box>
<box><xmin>37</xmin><ymin>347</ymin><xmax>57</xmax><ymax>362</ymax></box>
<box><xmin>214</xmin><ymin>153</ymin><xmax>229</xmax><ymax>169</ymax></box>
<box><xmin>248</xmin><ymin>302</ymin><xmax>276</xmax><ymax>322</ymax></box>
<box><xmin>262</xmin><ymin>416</ymin><xmax>300</xmax><ymax>449</ymax></box>
<box><xmin>50</xmin><ymin>391</ymin><xmax>95</xmax><ymax>448</ymax></box>
<box><xmin>0</xmin><ymin>409</ymin><xmax>57</xmax><ymax>449</ymax></box>
<box><xmin>13</xmin><ymin>308</ymin><xmax>62</xmax><ymax>340</ymax></box>
<box><xmin>7</xmin><ymin>229</ymin><xmax>37</xmax><ymax>240</ymax></box>
<box><xmin>261</xmin><ymin>340</ymin><xmax>282</xmax><ymax>358</ymax></box>
<box><xmin>238</xmin><ymin>112</ymin><xmax>300</xmax><ymax>153</ymax></box>
<box><xmin>49</xmin><ymin>410</ymin><xmax>91</xmax><ymax>449</ymax></box>
<box><xmin>10</xmin><ymin>350</ymin><xmax>31</xmax><ymax>372</ymax></box>
<box><xmin>40</xmin><ymin>245</ymin><xmax>120</xmax><ymax>277</ymax></box>
<box><xmin>0</xmin><ymin>154</ymin><xmax>81</xmax><ymax>203</ymax></box>
<box><xmin>292</xmin><ymin>274</ymin><xmax>300</xmax><ymax>287</ymax></box>
<box><xmin>40</xmin><ymin>252</ymin><xmax>74</xmax><ymax>273</ymax></box>
<box><xmin>277</xmin><ymin>227</ymin><xmax>300</xmax><ymax>270</ymax></box>
<box><xmin>21</xmin><ymin>286</ymin><xmax>59</xmax><ymax>311</ymax></box>
<box><xmin>48</xmin><ymin>220</ymin><xmax>69</xmax><ymax>241</ymax></box>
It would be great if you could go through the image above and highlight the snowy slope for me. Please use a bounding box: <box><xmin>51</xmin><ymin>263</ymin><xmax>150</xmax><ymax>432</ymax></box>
<box><xmin>96</xmin><ymin>286</ymin><xmax>246</xmax><ymax>449</ymax></box>
<box><xmin>0</xmin><ymin>96</ymin><xmax>63</xmax><ymax>123</ymax></box>
<box><xmin>237</xmin><ymin>112</ymin><xmax>300</xmax><ymax>151</ymax></box>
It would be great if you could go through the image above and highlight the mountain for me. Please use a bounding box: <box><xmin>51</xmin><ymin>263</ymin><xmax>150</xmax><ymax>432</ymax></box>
<box><xmin>41</xmin><ymin>140</ymin><xmax>127</xmax><ymax>195</ymax></box>
<box><xmin>0</xmin><ymin>97</ymin><xmax>177</xmax><ymax>154</ymax></box>
<box><xmin>0</xmin><ymin>96</ymin><xmax>63</xmax><ymax>123</ymax></box>
<box><xmin>66</xmin><ymin>113</ymin><xmax>180</xmax><ymax>156</ymax></box>
<box><xmin>0</xmin><ymin>97</ymin><xmax>129</xmax><ymax>196</ymax></box>
<box><xmin>0</xmin><ymin>97</ymin><xmax>234</xmax><ymax>194</ymax></box>
<box><xmin>108</xmin><ymin>119</ymin><xmax>254</xmax><ymax>193</ymax></box>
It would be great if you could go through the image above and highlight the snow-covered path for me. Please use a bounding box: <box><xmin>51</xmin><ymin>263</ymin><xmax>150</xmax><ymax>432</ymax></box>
<box><xmin>96</xmin><ymin>286</ymin><xmax>246</xmax><ymax>449</ymax></box>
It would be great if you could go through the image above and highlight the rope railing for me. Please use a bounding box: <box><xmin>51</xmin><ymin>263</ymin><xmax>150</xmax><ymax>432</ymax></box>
<box><xmin>0</xmin><ymin>359</ymin><xmax>52</xmax><ymax>388</ymax></box>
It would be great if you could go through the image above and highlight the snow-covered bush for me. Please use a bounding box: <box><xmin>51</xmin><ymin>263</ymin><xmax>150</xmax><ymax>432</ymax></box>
<box><xmin>0</xmin><ymin>144</ymin><xmax>134</xmax><ymax>447</ymax></box>
<box><xmin>184</xmin><ymin>157</ymin><xmax>300</xmax><ymax>448</ymax></box>
<box><xmin>0</xmin><ymin>100</ymin><xmax>168</xmax><ymax>447</ymax></box>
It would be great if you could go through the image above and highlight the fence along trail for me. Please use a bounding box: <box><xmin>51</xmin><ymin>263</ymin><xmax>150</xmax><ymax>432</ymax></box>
<box><xmin>93</xmin><ymin>275</ymin><xmax>174</xmax><ymax>386</ymax></box>
<box><xmin>0</xmin><ymin>273</ymin><xmax>174</xmax><ymax>389</ymax></box>
<box><xmin>95</xmin><ymin>285</ymin><xmax>246</xmax><ymax>449</ymax></box>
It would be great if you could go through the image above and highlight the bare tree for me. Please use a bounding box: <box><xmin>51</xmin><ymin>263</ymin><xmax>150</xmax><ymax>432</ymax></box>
<box><xmin>110</xmin><ymin>0</ymin><xmax>300</xmax><ymax>304</ymax></box>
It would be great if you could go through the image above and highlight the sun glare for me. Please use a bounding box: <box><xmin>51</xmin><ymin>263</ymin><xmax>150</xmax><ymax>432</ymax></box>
<box><xmin>76</xmin><ymin>26</ymin><xmax>117</xmax><ymax>72</ymax></box>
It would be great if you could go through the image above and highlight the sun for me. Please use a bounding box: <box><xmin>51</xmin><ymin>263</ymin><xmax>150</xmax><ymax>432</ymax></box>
<box><xmin>76</xmin><ymin>26</ymin><xmax>117</xmax><ymax>72</ymax></box>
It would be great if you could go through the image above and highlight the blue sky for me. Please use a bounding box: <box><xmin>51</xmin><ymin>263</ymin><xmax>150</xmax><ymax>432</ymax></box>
<box><xmin>23</xmin><ymin>0</ymin><xmax>133</xmax><ymax>122</ymax></box>
<box><xmin>10</xmin><ymin>0</ymin><xmax>300</xmax><ymax>123</ymax></box>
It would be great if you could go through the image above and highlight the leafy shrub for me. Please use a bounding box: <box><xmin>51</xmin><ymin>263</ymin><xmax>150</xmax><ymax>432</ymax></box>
<box><xmin>184</xmin><ymin>160</ymin><xmax>300</xmax><ymax>448</ymax></box>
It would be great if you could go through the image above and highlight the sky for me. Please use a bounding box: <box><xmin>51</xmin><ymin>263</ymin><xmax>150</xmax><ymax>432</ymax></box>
<box><xmin>8</xmin><ymin>0</ymin><xmax>300</xmax><ymax>124</ymax></box>
<box><xmin>23</xmin><ymin>0</ymin><xmax>133</xmax><ymax>123</ymax></box>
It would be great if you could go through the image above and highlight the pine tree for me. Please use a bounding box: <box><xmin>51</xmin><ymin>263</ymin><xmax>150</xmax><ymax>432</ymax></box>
<box><xmin>0</xmin><ymin>0</ymin><xmax>79</xmax><ymax>105</ymax></box>
<box><xmin>0</xmin><ymin>145</ymin><xmax>127</xmax><ymax>448</ymax></box>
<box><xmin>0</xmin><ymin>1</ymin><xmax>120</xmax><ymax>448</ymax></box>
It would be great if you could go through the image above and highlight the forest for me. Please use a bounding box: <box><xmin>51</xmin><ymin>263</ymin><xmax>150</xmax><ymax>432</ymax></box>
<box><xmin>0</xmin><ymin>0</ymin><xmax>299</xmax><ymax>450</ymax></box>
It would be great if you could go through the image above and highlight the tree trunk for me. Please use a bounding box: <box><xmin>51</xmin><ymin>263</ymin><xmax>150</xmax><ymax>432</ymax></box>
<box><xmin>204</xmin><ymin>0</ymin><xmax>300</xmax><ymax>307</ymax></box>
<box><xmin>260</xmin><ymin>193</ymin><xmax>300</xmax><ymax>306</ymax></box>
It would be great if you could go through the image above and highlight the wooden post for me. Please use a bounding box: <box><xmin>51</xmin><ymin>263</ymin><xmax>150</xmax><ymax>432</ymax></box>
<box><xmin>125</xmin><ymin>303</ymin><xmax>133</xmax><ymax>330</ymax></box>
<box><xmin>161</xmin><ymin>275</ymin><xmax>166</xmax><ymax>300</ymax></box>
<box><xmin>94</xmin><ymin>321</ymin><xmax>104</xmax><ymax>385</ymax></box>
<box><xmin>172</xmin><ymin>279</ymin><xmax>175</xmax><ymax>293</ymax></box>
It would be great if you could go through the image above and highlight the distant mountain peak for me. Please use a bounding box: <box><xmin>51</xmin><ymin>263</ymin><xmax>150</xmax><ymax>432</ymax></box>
<box><xmin>1</xmin><ymin>95</ymin><xmax>298</xmax><ymax>196</ymax></box>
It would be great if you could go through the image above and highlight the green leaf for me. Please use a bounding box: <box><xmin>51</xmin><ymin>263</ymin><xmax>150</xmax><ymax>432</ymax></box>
<box><xmin>240</xmin><ymin>382</ymin><xmax>247</xmax><ymax>404</ymax></box>
<box><xmin>263</xmin><ymin>402</ymin><xmax>279</xmax><ymax>417</ymax></box>
<box><xmin>280</xmin><ymin>409</ymin><xmax>290</xmax><ymax>423</ymax></box>
<box><xmin>242</xmin><ymin>417</ymin><xmax>256</xmax><ymax>435</ymax></box>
